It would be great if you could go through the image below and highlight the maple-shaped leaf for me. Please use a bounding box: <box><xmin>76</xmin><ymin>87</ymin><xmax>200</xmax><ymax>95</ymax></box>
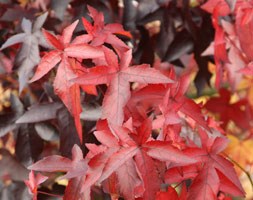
<box><xmin>81</xmin><ymin>118</ymin><xmax>195</xmax><ymax>200</ymax></box>
<box><xmin>125</xmin><ymin>84</ymin><xmax>168</xmax><ymax>123</ymax></box>
<box><xmin>29</xmin><ymin>20</ymin><xmax>104</xmax><ymax>142</ymax></box>
<box><xmin>28</xmin><ymin>144</ymin><xmax>87</xmax><ymax>180</ymax></box>
<box><xmin>157</xmin><ymin>71</ymin><xmax>209</xmax><ymax>130</ymax></box>
<box><xmin>81</xmin><ymin>123</ymin><xmax>140</xmax><ymax>200</ymax></box>
<box><xmin>126</xmin><ymin>68</ymin><xmax>208</xmax><ymax>132</ymax></box>
<box><xmin>0</xmin><ymin>12</ymin><xmax>49</xmax><ymax>92</ymax></box>
<box><xmin>24</xmin><ymin>170</ymin><xmax>48</xmax><ymax>200</ymax></box>
<box><xmin>201</xmin><ymin>0</ymin><xmax>248</xmax><ymax>87</ymax></box>
<box><xmin>81</xmin><ymin>5</ymin><xmax>131</xmax><ymax>53</ymax></box>
<box><xmin>131</xmin><ymin>119</ymin><xmax>195</xmax><ymax>200</ymax></box>
<box><xmin>188</xmin><ymin>163</ymin><xmax>219</xmax><ymax>200</ymax></box>
<box><xmin>185</xmin><ymin>130</ymin><xmax>245</xmax><ymax>199</ymax></box>
<box><xmin>72</xmin><ymin>47</ymin><xmax>173</xmax><ymax>125</ymax></box>
<box><xmin>92</xmin><ymin>119</ymin><xmax>195</xmax><ymax>199</ymax></box>
<box><xmin>204</xmin><ymin>88</ymin><xmax>249</xmax><ymax>129</ymax></box>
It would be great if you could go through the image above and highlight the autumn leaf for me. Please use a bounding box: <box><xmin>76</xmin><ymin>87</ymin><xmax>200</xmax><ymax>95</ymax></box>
<box><xmin>204</xmin><ymin>88</ymin><xmax>250</xmax><ymax>130</ymax></box>
<box><xmin>185</xmin><ymin>130</ymin><xmax>245</xmax><ymax>199</ymax></box>
<box><xmin>24</xmin><ymin>170</ymin><xmax>48</xmax><ymax>200</ymax></box>
<box><xmin>86</xmin><ymin>119</ymin><xmax>195</xmax><ymax>200</ymax></box>
<box><xmin>81</xmin><ymin>5</ymin><xmax>131</xmax><ymax>53</ymax></box>
<box><xmin>0</xmin><ymin>3</ymin><xmax>250</xmax><ymax>200</ymax></box>
<box><xmin>29</xmin><ymin>144</ymin><xmax>87</xmax><ymax>180</ymax></box>
<box><xmin>72</xmin><ymin>47</ymin><xmax>173</xmax><ymax>125</ymax></box>
<box><xmin>29</xmin><ymin>20</ymin><xmax>104</xmax><ymax>142</ymax></box>
<box><xmin>157</xmin><ymin>71</ymin><xmax>209</xmax><ymax>130</ymax></box>
<box><xmin>80</xmin><ymin>121</ymin><xmax>140</xmax><ymax>200</ymax></box>
<box><xmin>225</xmin><ymin>134</ymin><xmax>253</xmax><ymax>172</ymax></box>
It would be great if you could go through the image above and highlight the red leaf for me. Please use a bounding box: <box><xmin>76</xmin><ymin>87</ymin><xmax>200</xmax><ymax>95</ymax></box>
<box><xmin>97</xmin><ymin>146</ymin><xmax>139</xmax><ymax>183</ymax></box>
<box><xmin>30</xmin><ymin>20</ymin><xmax>104</xmax><ymax>142</ymax></box>
<box><xmin>164</xmin><ymin>165</ymin><xmax>199</xmax><ymax>184</ymax></box>
<box><xmin>144</xmin><ymin>141</ymin><xmax>196</xmax><ymax>165</ymax></box>
<box><xmin>81</xmin><ymin>6</ymin><xmax>131</xmax><ymax>52</ymax></box>
<box><xmin>116</xmin><ymin>159</ymin><xmax>142</xmax><ymax>200</ymax></box>
<box><xmin>29</xmin><ymin>50</ymin><xmax>62</xmax><ymax>82</ymax></box>
<box><xmin>64</xmin><ymin>44</ymin><xmax>104</xmax><ymax>59</ymax></box>
<box><xmin>28</xmin><ymin>144</ymin><xmax>87</xmax><ymax>180</ymax></box>
<box><xmin>187</xmin><ymin>164</ymin><xmax>219</xmax><ymax>200</ymax></box>
<box><xmin>204</xmin><ymin>88</ymin><xmax>249</xmax><ymax>129</ymax></box>
<box><xmin>185</xmin><ymin>131</ymin><xmax>245</xmax><ymax>199</ymax></box>
<box><xmin>61</xmin><ymin>20</ymin><xmax>79</xmax><ymax>45</ymax></box>
<box><xmin>42</xmin><ymin>29</ymin><xmax>63</xmax><ymax>50</ymax></box>
<box><xmin>160</xmin><ymin>72</ymin><xmax>209</xmax><ymax>130</ymax></box>
<box><xmin>81</xmin><ymin>147</ymin><xmax>118</xmax><ymax>197</ymax></box>
<box><xmin>236</xmin><ymin>7</ymin><xmax>253</xmax><ymax>60</ymax></box>
<box><xmin>73</xmin><ymin>48</ymin><xmax>173</xmax><ymax>125</ymax></box>
<box><xmin>24</xmin><ymin>170</ymin><xmax>48</xmax><ymax>200</ymax></box>
<box><xmin>63</xmin><ymin>177</ymin><xmax>84</xmax><ymax>200</ymax></box>
<box><xmin>135</xmin><ymin>151</ymin><xmax>161</xmax><ymax>200</ymax></box>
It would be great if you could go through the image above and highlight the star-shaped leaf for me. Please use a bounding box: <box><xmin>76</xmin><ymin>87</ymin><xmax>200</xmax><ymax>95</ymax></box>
<box><xmin>30</xmin><ymin>20</ymin><xmax>104</xmax><ymax>142</ymax></box>
<box><xmin>72</xmin><ymin>47</ymin><xmax>173</xmax><ymax>125</ymax></box>
<box><xmin>0</xmin><ymin>12</ymin><xmax>49</xmax><ymax>92</ymax></box>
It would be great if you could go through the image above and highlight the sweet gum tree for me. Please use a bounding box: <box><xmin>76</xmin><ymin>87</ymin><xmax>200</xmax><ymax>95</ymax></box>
<box><xmin>0</xmin><ymin>0</ymin><xmax>252</xmax><ymax>199</ymax></box>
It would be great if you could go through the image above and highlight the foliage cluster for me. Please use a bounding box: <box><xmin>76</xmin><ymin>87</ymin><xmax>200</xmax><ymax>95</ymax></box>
<box><xmin>0</xmin><ymin>0</ymin><xmax>252</xmax><ymax>199</ymax></box>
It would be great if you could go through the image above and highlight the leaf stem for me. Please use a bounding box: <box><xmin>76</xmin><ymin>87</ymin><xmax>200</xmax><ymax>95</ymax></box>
<box><xmin>37</xmin><ymin>191</ymin><xmax>63</xmax><ymax>198</ymax></box>
<box><xmin>224</xmin><ymin>153</ymin><xmax>253</xmax><ymax>190</ymax></box>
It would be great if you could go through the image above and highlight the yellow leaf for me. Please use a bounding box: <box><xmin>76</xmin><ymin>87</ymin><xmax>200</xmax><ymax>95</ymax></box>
<box><xmin>225</xmin><ymin>135</ymin><xmax>253</xmax><ymax>173</ymax></box>
<box><xmin>18</xmin><ymin>0</ymin><xmax>30</xmax><ymax>7</ymax></box>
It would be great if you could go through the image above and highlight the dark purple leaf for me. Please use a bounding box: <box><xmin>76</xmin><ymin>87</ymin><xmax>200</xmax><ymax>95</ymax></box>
<box><xmin>0</xmin><ymin>149</ymin><xmax>29</xmax><ymax>181</ymax></box>
<box><xmin>0</xmin><ymin>95</ymin><xmax>23</xmax><ymax>137</ymax></box>
<box><xmin>123</xmin><ymin>0</ymin><xmax>138</xmax><ymax>30</ymax></box>
<box><xmin>1</xmin><ymin>12</ymin><xmax>49</xmax><ymax>92</ymax></box>
<box><xmin>0</xmin><ymin>182</ymin><xmax>30</xmax><ymax>200</ymax></box>
<box><xmin>35</xmin><ymin>122</ymin><xmax>59</xmax><ymax>141</ymax></box>
<box><xmin>0</xmin><ymin>5</ymin><xmax>36</xmax><ymax>21</ymax></box>
<box><xmin>16</xmin><ymin>102</ymin><xmax>63</xmax><ymax>124</ymax></box>
<box><xmin>163</xmin><ymin>29</ymin><xmax>194</xmax><ymax>62</ymax></box>
<box><xmin>15</xmin><ymin>125</ymin><xmax>44</xmax><ymax>167</ymax></box>
<box><xmin>57</xmin><ymin>107</ymin><xmax>81</xmax><ymax>158</ymax></box>
<box><xmin>50</xmin><ymin>0</ymin><xmax>71</xmax><ymax>20</ymax></box>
